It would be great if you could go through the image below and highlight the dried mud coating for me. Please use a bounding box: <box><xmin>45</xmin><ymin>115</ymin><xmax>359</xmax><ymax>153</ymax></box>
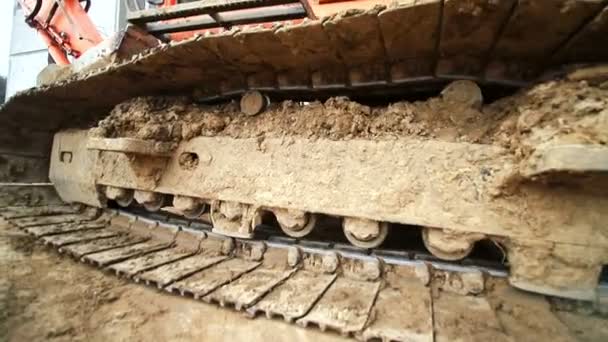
<box><xmin>487</xmin><ymin>80</ymin><xmax>608</xmax><ymax>158</ymax></box>
<box><xmin>432</xmin><ymin>289</ymin><xmax>510</xmax><ymax>342</ymax></box>
<box><xmin>486</xmin><ymin>279</ymin><xmax>578</xmax><ymax>342</ymax></box>
<box><xmin>249</xmin><ymin>271</ymin><xmax>337</xmax><ymax>321</ymax></box>
<box><xmin>1</xmin><ymin>221</ymin><xmax>348</xmax><ymax>342</ymax></box>
<box><xmin>93</xmin><ymin>81</ymin><xmax>608</xmax><ymax>162</ymax></box>
<box><xmin>0</xmin><ymin>156</ymin><xmax>49</xmax><ymax>183</ymax></box>
<box><xmin>553</xmin><ymin>311</ymin><xmax>608</xmax><ymax>342</ymax></box>
<box><xmin>361</xmin><ymin>267</ymin><xmax>433</xmax><ymax>341</ymax></box>
<box><xmin>4</xmin><ymin>214</ymin><xmax>608</xmax><ymax>341</ymax></box>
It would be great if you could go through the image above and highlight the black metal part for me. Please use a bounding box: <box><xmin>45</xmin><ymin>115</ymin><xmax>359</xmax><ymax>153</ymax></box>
<box><xmin>25</xmin><ymin>0</ymin><xmax>43</xmax><ymax>22</ymax></box>
<box><xmin>81</xmin><ymin>0</ymin><xmax>91</xmax><ymax>12</ymax></box>
<box><xmin>46</xmin><ymin>2</ymin><xmax>59</xmax><ymax>25</ymax></box>
<box><xmin>128</xmin><ymin>0</ymin><xmax>304</xmax><ymax>24</ymax></box>
<box><xmin>143</xmin><ymin>5</ymin><xmax>306</xmax><ymax>35</ymax></box>
<box><xmin>296</xmin><ymin>0</ymin><xmax>315</xmax><ymax>20</ymax></box>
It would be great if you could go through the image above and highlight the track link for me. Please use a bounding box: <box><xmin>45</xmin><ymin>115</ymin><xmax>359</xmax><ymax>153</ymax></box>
<box><xmin>2</xmin><ymin>206</ymin><xmax>606</xmax><ymax>341</ymax></box>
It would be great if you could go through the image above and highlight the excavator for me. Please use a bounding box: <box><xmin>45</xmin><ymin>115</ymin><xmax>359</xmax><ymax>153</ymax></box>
<box><xmin>1</xmin><ymin>0</ymin><xmax>608</xmax><ymax>340</ymax></box>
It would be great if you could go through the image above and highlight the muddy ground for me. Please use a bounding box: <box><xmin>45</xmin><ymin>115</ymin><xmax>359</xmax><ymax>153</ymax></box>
<box><xmin>3</xmin><ymin>218</ymin><xmax>608</xmax><ymax>341</ymax></box>
<box><xmin>0</xmin><ymin>220</ymin><xmax>347</xmax><ymax>342</ymax></box>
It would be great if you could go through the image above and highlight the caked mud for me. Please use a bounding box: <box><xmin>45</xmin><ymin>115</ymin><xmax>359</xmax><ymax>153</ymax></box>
<box><xmin>0</xmin><ymin>221</ymin><xmax>347</xmax><ymax>342</ymax></box>
<box><xmin>53</xmin><ymin>78</ymin><xmax>608</xmax><ymax>302</ymax></box>
<box><xmin>92</xmin><ymin>80</ymin><xmax>607</xmax><ymax>161</ymax></box>
<box><xmin>3</xmin><ymin>213</ymin><xmax>608</xmax><ymax>342</ymax></box>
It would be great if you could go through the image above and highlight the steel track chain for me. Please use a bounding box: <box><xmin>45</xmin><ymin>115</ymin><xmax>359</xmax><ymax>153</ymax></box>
<box><xmin>2</xmin><ymin>205</ymin><xmax>606</xmax><ymax>341</ymax></box>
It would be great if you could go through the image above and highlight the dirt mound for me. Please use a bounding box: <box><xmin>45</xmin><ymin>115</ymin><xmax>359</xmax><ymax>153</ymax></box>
<box><xmin>92</xmin><ymin>80</ymin><xmax>608</xmax><ymax>159</ymax></box>
<box><xmin>488</xmin><ymin>80</ymin><xmax>608</xmax><ymax>157</ymax></box>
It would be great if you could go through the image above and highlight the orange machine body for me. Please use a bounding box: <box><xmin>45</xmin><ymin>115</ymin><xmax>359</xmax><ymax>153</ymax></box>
<box><xmin>18</xmin><ymin>0</ymin><xmax>103</xmax><ymax>65</ymax></box>
<box><xmin>165</xmin><ymin>0</ymin><xmax>390</xmax><ymax>41</ymax></box>
<box><xmin>20</xmin><ymin>0</ymin><xmax>389</xmax><ymax>65</ymax></box>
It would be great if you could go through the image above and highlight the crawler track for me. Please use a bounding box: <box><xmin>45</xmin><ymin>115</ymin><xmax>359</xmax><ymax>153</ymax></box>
<box><xmin>1</xmin><ymin>1</ymin><xmax>608</xmax><ymax>339</ymax></box>
<box><xmin>2</xmin><ymin>0</ymin><xmax>608</xmax><ymax>133</ymax></box>
<box><xmin>2</xmin><ymin>205</ymin><xmax>606</xmax><ymax>341</ymax></box>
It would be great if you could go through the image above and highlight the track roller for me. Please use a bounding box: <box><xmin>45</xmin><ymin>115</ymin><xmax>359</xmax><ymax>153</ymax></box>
<box><xmin>342</xmin><ymin>217</ymin><xmax>389</xmax><ymax>249</ymax></box>
<box><xmin>440</xmin><ymin>80</ymin><xmax>483</xmax><ymax>110</ymax></box>
<box><xmin>240</xmin><ymin>91</ymin><xmax>269</xmax><ymax>116</ymax></box>
<box><xmin>134</xmin><ymin>190</ymin><xmax>166</xmax><ymax>212</ymax></box>
<box><xmin>422</xmin><ymin>228</ymin><xmax>483</xmax><ymax>261</ymax></box>
<box><xmin>173</xmin><ymin>195</ymin><xmax>207</xmax><ymax>219</ymax></box>
<box><xmin>210</xmin><ymin>201</ymin><xmax>261</xmax><ymax>238</ymax></box>
<box><xmin>273</xmin><ymin>208</ymin><xmax>317</xmax><ymax>238</ymax></box>
<box><xmin>105</xmin><ymin>186</ymin><xmax>134</xmax><ymax>207</ymax></box>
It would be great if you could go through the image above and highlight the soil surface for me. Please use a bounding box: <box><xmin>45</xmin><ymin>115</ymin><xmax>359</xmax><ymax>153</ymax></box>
<box><xmin>3</xmin><ymin>218</ymin><xmax>608</xmax><ymax>341</ymax></box>
<box><xmin>0</xmin><ymin>219</ymin><xmax>347</xmax><ymax>342</ymax></box>
<box><xmin>92</xmin><ymin>80</ymin><xmax>608</xmax><ymax>160</ymax></box>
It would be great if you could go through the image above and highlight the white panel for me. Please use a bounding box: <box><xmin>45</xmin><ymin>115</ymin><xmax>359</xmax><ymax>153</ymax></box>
<box><xmin>10</xmin><ymin>7</ymin><xmax>47</xmax><ymax>56</ymax></box>
<box><xmin>88</xmin><ymin>0</ymin><xmax>123</xmax><ymax>39</ymax></box>
<box><xmin>6</xmin><ymin>51</ymin><xmax>49</xmax><ymax>99</ymax></box>
<box><xmin>0</xmin><ymin>1</ymin><xmax>16</xmax><ymax>78</ymax></box>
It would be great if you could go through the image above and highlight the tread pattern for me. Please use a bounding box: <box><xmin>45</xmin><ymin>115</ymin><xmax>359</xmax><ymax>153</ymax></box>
<box><xmin>2</xmin><ymin>207</ymin><xmax>604</xmax><ymax>341</ymax></box>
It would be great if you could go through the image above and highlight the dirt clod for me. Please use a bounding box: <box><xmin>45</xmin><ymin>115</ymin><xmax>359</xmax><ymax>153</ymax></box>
<box><xmin>94</xmin><ymin>81</ymin><xmax>607</xmax><ymax>165</ymax></box>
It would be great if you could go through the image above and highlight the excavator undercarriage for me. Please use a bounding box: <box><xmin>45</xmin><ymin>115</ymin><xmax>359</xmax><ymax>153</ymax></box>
<box><xmin>49</xmin><ymin>77</ymin><xmax>608</xmax><ymax>302</ymax></box>
<box><xmin>2</xmin><ymin>0</ymin><xmax>608</xmax><ymax>340</ymax></box>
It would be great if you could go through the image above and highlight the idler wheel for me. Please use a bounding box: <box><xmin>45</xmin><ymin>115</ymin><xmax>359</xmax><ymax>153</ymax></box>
<box><xmin>240</xmin><ymin>91</ymin><xmax>269</xmax><ymax>116</ymax></box>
